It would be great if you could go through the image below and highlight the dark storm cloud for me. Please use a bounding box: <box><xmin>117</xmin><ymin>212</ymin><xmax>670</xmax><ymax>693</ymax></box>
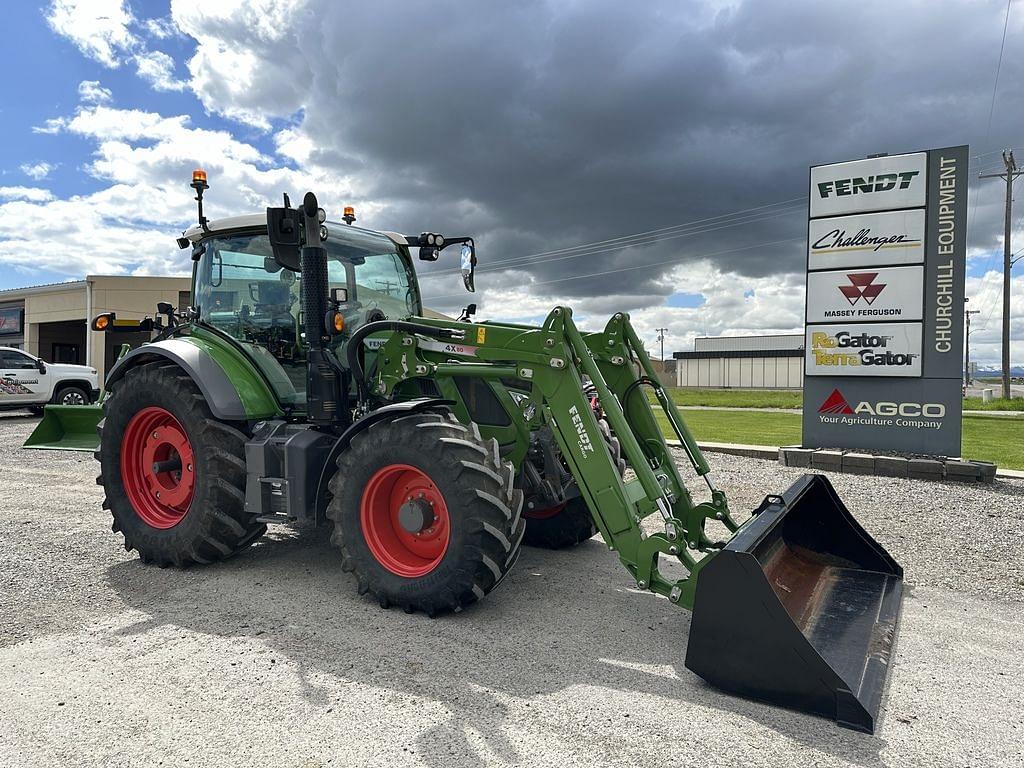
<box><xmin>217</xmin><ymin>0</ymin><xmax>1024</xmax><ymax>304</ymax></box>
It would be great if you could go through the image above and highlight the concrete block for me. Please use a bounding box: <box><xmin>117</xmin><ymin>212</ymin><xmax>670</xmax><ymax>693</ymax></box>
<box><xmin>975</xmin><ymin>461</ymin><xmax>997</xmax><ymax>482</ymax></box>
<box><xmin>908</xmin><ymin>458</ymin><xmax>944</xmax><ymax>480</ymax></box>
<box><xmin>842</xmin><ymin>452</ymin><xmax>875</xmax><ymax>475</ymax></box>
<box><xmin>874</xmin><ymin>455</ymin><xmax>909</xmax><ymax>478</ymax></box>
<box><xmin>810</xmin><ymin>449</ymin><xmax>844</xmax><ymax>470</ymax></box>
<box><xmin>944</xmin><ymin>460</ymin><xmax>981</xmax><ymax>482</ymax></box>
<box><xmin>780</xmin><ymin>447</ymin><xmax>813</xmax><ymax>468</ymax></box>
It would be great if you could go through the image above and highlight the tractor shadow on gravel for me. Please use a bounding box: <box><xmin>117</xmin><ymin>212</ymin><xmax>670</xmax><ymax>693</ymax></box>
<box><xmin>105</xmin><ymin>527</ymin><xmax>888</xmax><ymax>768</ymax></box>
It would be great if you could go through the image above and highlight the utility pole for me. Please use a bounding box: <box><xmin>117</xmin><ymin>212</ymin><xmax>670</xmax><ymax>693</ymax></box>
<box><xmin>656</xmin><ymin>328</ymin><xmax>668</xmax><ymax>369</ymax></box>
<box><xmin>979</xmin><ymin>150</ymin><xmax>1022</xmax><ymax>399</ymax></box>
<box><xmin>965</xmin><ymin>306</ymin><xmax>980</xmax><ymax>387</ymax></box>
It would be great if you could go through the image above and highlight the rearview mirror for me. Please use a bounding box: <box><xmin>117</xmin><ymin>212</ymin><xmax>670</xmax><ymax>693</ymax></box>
<box><xmin>460</xmin><ymin>242</ymin><xmax>476</xmax><ymax>292</ymax></box>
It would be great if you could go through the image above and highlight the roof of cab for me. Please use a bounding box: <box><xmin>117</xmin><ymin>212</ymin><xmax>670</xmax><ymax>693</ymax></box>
<box><xmin>182</xmin><ymin>215</ymin><xmax>408</xmax><ymax>248</ymax></box>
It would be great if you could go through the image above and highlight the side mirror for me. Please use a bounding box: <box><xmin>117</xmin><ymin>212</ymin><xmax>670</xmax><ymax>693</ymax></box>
<box><xmin>36</xmin><ymin>360</ymin><xmax>46</xmax><ymax>374</ymax></box>
<box><xmin>266</xmin><ymin>205</ymin><xmax>302</xmax><ymax>271</ymax></box>
<box><xmin>460</xmin><ymin>242</ymin><xmax>476</xmax><ymax>292</ymax></box>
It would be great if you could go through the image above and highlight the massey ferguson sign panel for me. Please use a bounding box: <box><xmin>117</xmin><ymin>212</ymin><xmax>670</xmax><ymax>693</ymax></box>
<box><xmin>805</xmin><ymin>323</ymin><xmax>923</xmax><ymax>377</ymax></box>
<box><xmin>809</xmin><ymin>152</ymin><xmax>928</xmax><ymax>218</ymax></box>
<box><xmin>807</xmin><ymin>209</ymin><xmax>926</xmax><ymax>270</ymax></box>
<box><xmin>806</xmin><ymin>266</ymin><xmax>924</xmax><ymax>323</ymax></box>
<box><xmin>803</xmin><ymin>146</ymin><xmax>967</xmax><ymax>456</ymax></box>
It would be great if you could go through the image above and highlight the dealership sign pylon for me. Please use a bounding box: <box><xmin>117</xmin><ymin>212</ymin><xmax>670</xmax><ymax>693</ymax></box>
<box><xmin>802</xmin><ymin>146</ymin><xmax>967</xmax><ymax>455</ymax></box>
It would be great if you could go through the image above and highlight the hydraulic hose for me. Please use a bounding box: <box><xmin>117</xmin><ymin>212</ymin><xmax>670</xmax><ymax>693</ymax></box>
<box><xmin>347</xmin><ymin>320</ymin><xmax>464</xmax><ymax>402</ymax></box>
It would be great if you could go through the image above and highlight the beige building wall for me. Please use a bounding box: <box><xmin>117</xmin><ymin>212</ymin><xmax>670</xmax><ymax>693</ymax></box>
<box><xmin>1</xmin><ymin>275</ymin><xmax>191</xmax><ymax>382</ymax></box>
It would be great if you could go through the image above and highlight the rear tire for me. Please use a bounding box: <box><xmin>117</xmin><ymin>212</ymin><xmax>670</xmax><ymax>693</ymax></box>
<box><xmin>97</xmin><ymin>361</ymin><xmax>266</xmax><ymax>566</ymax></box>
<box><xmin>327</xmin><ymin>409</ymin><xmax>524</xmax><ymax>616</ymax></box>
<box><xmin>523</xmin><ymin>417</ymin><xmax>624</xmax><ymax>549</ymax></box>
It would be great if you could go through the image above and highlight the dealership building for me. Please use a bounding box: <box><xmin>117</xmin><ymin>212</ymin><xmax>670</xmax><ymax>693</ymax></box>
<box><xmin>672</xmin><ymin>334</ymin><xmax>805</xmax><ymax>389</ymax></box>
<box><xmin>0</xmin><ymin>276</ymin><xmax>190</xmax><ymax>381</ymax></box>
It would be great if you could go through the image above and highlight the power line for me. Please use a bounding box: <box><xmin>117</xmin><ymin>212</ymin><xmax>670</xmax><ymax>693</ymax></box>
<box><xmin>419</xmin><ymin>200</ymin><xmax>807</xmax><ymax>279</ymax></box>
<box><xmin>421</xmin><ymin>236</ymin><xmax>803</xmax><ymax>302</ymax></box>
<box><xmin>985</xmin><ymin>0</ymin><xmax>1014</xmax><ymax>142</ymax></box>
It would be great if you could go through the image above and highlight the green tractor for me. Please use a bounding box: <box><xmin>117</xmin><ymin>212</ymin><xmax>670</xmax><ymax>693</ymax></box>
<box><xmin>92</xmin><ymin>172</ymin><xmax>903</xmax><ymax>733</ymax></box>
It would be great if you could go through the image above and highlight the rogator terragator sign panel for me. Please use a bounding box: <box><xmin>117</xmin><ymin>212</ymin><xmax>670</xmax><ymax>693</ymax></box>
<box><xmin>805</xmin><ymin>323</ymin><xmax>923</xmax><ymax>377</ymax></box>
<box><xmin>803</xmin><ymin>146</ymin><xmax>967</xmax><ymax>455</ymax></box>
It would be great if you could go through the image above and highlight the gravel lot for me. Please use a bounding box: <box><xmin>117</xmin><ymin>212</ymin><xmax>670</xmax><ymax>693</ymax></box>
<box><xmin>1</xmin><ymin>411</ymin><xmax>1022</xmax><ymax>767</ymax></box>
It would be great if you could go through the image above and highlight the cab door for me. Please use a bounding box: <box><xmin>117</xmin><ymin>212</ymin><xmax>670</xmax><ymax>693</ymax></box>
<box><xmin>0</xmin><ymin>349</ymin><xmax>49</xmax><ymax>405</ymax></box>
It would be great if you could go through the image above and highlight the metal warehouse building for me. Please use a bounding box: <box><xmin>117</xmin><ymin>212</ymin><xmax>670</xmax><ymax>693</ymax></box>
<box><xmin>0</xmin><ymin>276</ymin><xmax>190</xmax><ymax>381</ymax></box>
<box><xmin>673</xmin><ymin>334</ymin><xmax>804</xmax><ymax>389</ymax></box>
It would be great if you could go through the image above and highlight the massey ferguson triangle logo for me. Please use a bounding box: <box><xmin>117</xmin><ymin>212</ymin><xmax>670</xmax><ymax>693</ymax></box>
<box><xmin>839</xmin><ymin>273</ymin><xmax>886</xmax><ymax>306</ymax></box>
<box><xmin>818</xmin><ymin>389</ymin><xmax>854</xmax><ymax>415</ymax></box>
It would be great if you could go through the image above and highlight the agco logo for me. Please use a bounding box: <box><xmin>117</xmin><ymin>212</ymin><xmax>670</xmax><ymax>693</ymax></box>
<box><xmin>818</xmin><ymin>389</ymin><xmax>946</xmax><ymax>419</ymax></box>
<box><xmin>839</xmin><ymin>273</ymin><xmax>886</xmax><ymax>306</ymax></box>
<box><xmin>816</xmin><ymin>171</ymin><xmax>920</xmax><ymax>199</ymax></box>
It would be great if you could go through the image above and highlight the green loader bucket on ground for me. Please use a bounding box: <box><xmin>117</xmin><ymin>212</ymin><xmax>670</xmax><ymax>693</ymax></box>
<box><xmin>685</xmin><ymin>473</ymin><xmax>903</xmax><ymax>733</ymax></box>
<box><xmin>22</xmin><ymin>404</ymin><xmax>103</xmax><ymax>451</ymax></box>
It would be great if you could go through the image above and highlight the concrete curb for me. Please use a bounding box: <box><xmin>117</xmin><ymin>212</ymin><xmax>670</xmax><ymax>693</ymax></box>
<box><xmin>667</xmin><ymin>439</ymin><xmax>1022</xmax><ymax>481</ymax></box>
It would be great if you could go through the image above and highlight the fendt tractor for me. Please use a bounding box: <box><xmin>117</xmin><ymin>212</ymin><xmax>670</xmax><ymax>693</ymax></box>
<box><xmin>83</xmin><ymin>172</ymin><xmax>902</xmax><ymax>732</ymax></box>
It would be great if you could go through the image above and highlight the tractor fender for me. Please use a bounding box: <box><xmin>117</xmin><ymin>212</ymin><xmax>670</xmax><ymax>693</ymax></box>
<box><xmin>104</xmin><ymin>338</ymin><xmax>250</xmax><ymax>421</ymax></box>
<box><xmin>313</xmin><ymin>398</ymin><xmax>453</xmax><ymax>521</ymax></box>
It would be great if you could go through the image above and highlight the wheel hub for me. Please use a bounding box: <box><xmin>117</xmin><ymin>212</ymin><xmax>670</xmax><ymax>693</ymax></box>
<box><xmin>120</xmin><ymin>407</ymin><xmax>195</xmax><ymax>529</ymax></box>
<box><xmin>398</xmin><ymin>497</ymin><xmax>436</xmax><ymax>533</ymax></box>
<box><xmin>360</xmin><ymin>464</ymin><xmax>450</xmax><ymax>578</ymax></box>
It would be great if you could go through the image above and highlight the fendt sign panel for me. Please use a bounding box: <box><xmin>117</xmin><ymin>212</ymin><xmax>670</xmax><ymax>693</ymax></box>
<box><xmin>807</xmin><ymin>209</ymin><xmax>926</xmax><ymax>270</ymax></box>
<box><xmin>803</xmin><ymin>146</ymin><xmax>967</xmax><ymax>456</ymax></box>
<box><xmin>806</xmin><ymin>266</ymin><xmax>924</xmax><ymax>323</ymax></box>
<box><xmin>809</xmin><ymin>152</ymin><xmax>928</xmax><ymax>218</ymax></box>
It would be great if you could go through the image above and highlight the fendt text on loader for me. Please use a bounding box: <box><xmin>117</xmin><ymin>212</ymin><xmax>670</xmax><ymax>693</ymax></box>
<box><xmin>82</xmin><ymin>172</ymin><xmax>903</xmax><ymax>732</ymax></box>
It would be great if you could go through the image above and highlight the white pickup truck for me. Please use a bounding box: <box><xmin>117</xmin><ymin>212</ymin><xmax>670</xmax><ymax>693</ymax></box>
<box><xmin>0</xmin><ymin>346</ymin><xmax>100</xmax><ymax>412</ymax></box>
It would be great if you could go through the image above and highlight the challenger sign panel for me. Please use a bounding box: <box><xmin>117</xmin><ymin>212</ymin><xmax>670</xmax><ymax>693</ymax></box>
<box><xmin>806</xmin><ymin>266</ymin><xmax>924</xmax><ymax>323</ymax></box>
<box><xmin>810</xmin><ymin>152</ymin><xmax>927</xmax><ymax>218</ymax></box>
<box><xmin>805</xmin><ymin>323</ymin><xmax>923</xmax><ymax>377</ymax></box>
<box><xmin>807</xmin><ymin>209</ymin><xmax>926</xmax><ymax>270</ymax></box>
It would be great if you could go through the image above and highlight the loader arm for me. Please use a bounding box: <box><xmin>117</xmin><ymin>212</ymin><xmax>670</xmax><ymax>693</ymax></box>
<box><xmin>372</xmin><ymin>306</ymin><xmax>741</xmax><ymax>608</ymax></box>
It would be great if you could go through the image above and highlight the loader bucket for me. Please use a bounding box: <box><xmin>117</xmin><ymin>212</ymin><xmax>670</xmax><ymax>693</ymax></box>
<box><xmin>22</xmin><ymin>404</ymin><xmax>103</xmax><ymax>451</ymax></box>
<box><xmin>685</xmin><ymin>473</ymin><xmax>902</xmax><ymax>733</ymax></box>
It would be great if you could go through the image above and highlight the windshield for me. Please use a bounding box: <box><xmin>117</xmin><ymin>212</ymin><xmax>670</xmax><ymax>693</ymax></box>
<box><xmin>193</xmin><ymin>223</ymin><xmax>419</xmax><ymax>405</ymax></box>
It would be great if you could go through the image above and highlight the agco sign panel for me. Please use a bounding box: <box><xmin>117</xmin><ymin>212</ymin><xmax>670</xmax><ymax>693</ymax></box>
<box><xmin>806</xmin><ymin>266</ymin><xmax>924</xmax><ymax>323</ymax></box>
<box><xmin>805</xmin><ymin>323</ymin><xmax>923</xmax><ymax>377</ymax></box>
<box><xmin>810</xmin><ymin>152</ymin><xmax>927</xmax><ymax>218</ymax></box>
<box><xmin>807</xmin><ymin>209</ymin><xmax>926</xmax><ymax>270</ymax></box>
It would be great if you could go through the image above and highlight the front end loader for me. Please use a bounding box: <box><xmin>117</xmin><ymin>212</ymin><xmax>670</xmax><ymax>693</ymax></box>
<box><xmin>89</xmin><ymin>174</ymin><xmax>902</xmax><ymax>733</ymax></box>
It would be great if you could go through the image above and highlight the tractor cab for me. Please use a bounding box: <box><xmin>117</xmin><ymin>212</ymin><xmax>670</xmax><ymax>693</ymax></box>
<box><xmin>184</xmin><ymin>215</ymin><xmax>422</xmax><ymax>408</ymax></box>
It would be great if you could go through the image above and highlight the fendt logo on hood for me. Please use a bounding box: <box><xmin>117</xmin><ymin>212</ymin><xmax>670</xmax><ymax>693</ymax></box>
<box><xmin>817</xmin><ymin>388</ymin><xmax>946</xmax><ymax>429</ymax></box>
<box><xmin>817</xmin><ymin>171</ymin><xmax>920</xmax><ymax>199</ymax></box>
<box><xmin>839</xmin><ymin>273</ymin><xmax>886</xmax><ymax>306</ymax></box>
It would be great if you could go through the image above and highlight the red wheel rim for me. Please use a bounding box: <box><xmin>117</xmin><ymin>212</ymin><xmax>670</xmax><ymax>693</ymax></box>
<box><xmin>120</xmin><ymin>407</ymin><xmax>195</xmax><ymax>529</ymax></box>
<box><xmin>360</xmin><ymin>464</ymin><xmax>450</xmax><ymax>577</ymax></box>
<box><xmin>525</xmin><ymin>501</ymin><xmax>567</xmax><ymax>520</ymax></box>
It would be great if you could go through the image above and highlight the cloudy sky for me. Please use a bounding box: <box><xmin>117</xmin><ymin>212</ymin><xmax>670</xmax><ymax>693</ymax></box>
<box><xmin>1</xmin><ymin>0</ymin><xmax>1022</xmax><ymax>366</ymax></box>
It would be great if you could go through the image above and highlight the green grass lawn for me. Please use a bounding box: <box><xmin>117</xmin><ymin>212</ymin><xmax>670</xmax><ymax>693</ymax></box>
<box><xmin>962</xmin><ymin>396</ymin><xmax>1024</xmax><ymax>411</ymax></box>
<box><xmin>658</xmin><ymin>387</ymin><xmax>1023</xmax><ymax>413</ymax></box>
<box><xmin>655</xmin><ymin>410</ymin><xmax>1024</xmax><ymax>470</ymax></box>
<box><xmin>658</xmin><ymin>388</ymin><xmax>803</xmax><ymax>409</ymax></box>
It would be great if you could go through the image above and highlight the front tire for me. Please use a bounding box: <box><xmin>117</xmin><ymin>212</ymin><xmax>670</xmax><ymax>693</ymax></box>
<box><xmin>55</xmin><ymin>385</ymin><xmax>89</xmax><ymax>406</ymax></box>
<box><xmin>97</xmin><ymin>362</ymin><xmax>266</xmax><ymax>566</ymax></box>
<box><xmin>327</xmin><ymin>410</ymin><xmax>525</xmax><ymax>616</ymax></box>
